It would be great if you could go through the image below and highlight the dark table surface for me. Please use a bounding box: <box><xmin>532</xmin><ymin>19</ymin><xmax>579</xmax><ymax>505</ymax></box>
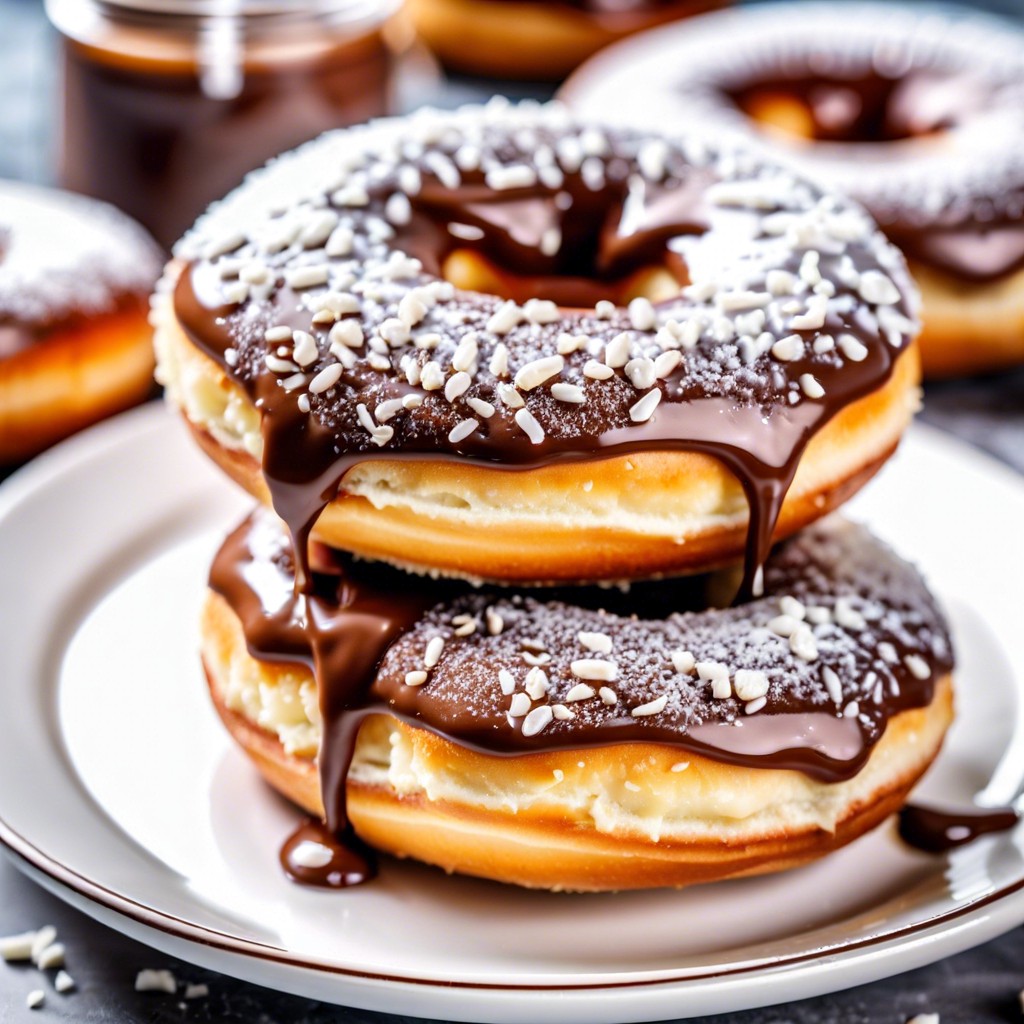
<box><xmin>1</xmin><ymin>0</ymin><xmax>1023</xmax><ymax>1020</ymax></box>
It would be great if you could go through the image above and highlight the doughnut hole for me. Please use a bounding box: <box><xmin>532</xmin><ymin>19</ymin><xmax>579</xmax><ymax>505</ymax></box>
<box><xmin>441</xmin><ymin>248</ymin><xmax>685</xmax><ymax>307</ymax></box>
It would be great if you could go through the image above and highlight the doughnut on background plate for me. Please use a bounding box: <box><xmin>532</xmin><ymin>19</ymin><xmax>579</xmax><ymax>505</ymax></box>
<box><xmin>0</xmin><ymin>180</ymin><xmax>162</xmax><ymax>461</ymax></box>
<box><xmin>0</xmin><ymin>404</ymin><xmax>1022</xmax><ymax>1018</ymax></box>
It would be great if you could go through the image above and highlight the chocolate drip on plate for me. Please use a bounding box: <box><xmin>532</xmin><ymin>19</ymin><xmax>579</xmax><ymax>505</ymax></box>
<box><xmin>899</xmin><ymin>804</ymin><xmax>1019</xmax><ymax>854</ymax></box>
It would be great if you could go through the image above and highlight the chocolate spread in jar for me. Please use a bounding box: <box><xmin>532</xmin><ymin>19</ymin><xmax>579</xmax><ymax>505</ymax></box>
<box><xmin>48</xmin><ymin>0</ymin><xmax>401</xmax><ymax>249</ymax></box>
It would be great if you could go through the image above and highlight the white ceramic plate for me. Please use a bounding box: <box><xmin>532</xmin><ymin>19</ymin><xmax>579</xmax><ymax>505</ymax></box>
<box><xmin>0</xmin><ymin>404</ymin><xmax>1023</xmax><ymax>1023</ymax></box>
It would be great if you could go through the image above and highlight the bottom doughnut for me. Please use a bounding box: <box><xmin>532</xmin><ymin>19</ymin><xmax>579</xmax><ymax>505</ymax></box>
<box><xmin>199</xmin><ymin>512</ymin><xmax>955</xmax><ymax>891</ymax></box>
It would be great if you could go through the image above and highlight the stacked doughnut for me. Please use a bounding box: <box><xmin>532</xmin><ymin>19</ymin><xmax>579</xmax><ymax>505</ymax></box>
<box><xmin>562</xmin><ymin>3</ymin><xmax>1024</xmax><ymax>378</ymax></box>
<box><xmin>155</xmin><ymin>101</ymin><xmax>954</xmax><ymax>891</ymax></box>
<box><xmin>1</xmin><ymin>181</ymin><xmax>162</xmax><ymax>463</ymax></box>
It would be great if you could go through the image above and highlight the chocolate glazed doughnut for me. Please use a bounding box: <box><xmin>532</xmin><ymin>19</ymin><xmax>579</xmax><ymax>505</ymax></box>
<box><xmin>561</xmin><ymin>3</ymin><xmax>1024</xmax><ymax>377</ymax></box>
<box><xmin>155</xmin><ymin>102</ymin><xmax>921</xmax><ymax>589</ymax></box>
<box><xmin>407</xmin><ymin>0</ymin><xmax>727</xmax><ymax>81</ymax></box>
<box><xmin>202</xmin><ymin>510</ymin><xmax>954</xmax><ymax>891</ymax></box>
<box><xmin>0</xmin><ymin>180</ymin><xmax>162</xmax><ymax>462</ymax></box>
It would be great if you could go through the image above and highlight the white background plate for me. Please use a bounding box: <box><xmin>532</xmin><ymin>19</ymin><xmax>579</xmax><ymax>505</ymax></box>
<box><xmin>0</xmin><ymin>404</ymin><xmax>1023</xmax><ymax>1023</ymax></box>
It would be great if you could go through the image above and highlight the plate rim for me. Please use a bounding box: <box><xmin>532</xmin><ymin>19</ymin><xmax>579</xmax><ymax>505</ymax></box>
<box><xmin>2</xmin><ymin>403</ymin><xmax>1024</xmax><ymax>1007</ymax></box>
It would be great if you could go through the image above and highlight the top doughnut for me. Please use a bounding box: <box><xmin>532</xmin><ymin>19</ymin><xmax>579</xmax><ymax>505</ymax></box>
<box><xmin>156</xmin><ymin>100</ymin><xmax>920</xmax><ymax>586</ymax></box>
<box><xmin>561</xmin><ymin>4</ymin><xmax>1024</xmax><ymax>376</ymax></box>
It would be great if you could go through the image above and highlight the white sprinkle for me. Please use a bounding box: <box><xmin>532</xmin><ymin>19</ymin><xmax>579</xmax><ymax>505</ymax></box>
<box><xmin>515</xmin><ymin>408</ymin><xmax>545</xmax><ymax>444</ymax></box>
<box><xmin>325</xmin><ymin>225</ymin><xmax>354</xmax><ymax>257</ymax></box>
<box><xmin>331</xmin><ymin>183</ymin><xmax>369</xmax><ymax>207</ymax></box>
<box><xmin>654</xmin><ymin>350</ymin><xmax>682</xmax><ymax>378</ymax></box>
<box><xmin>221</xmin><ymin>281</ymin><xmax>249</xmax><ymax>304</ymax></box>
<box><xmin>419</xmin><ymin>361</ymin><xmax>444</xmax><ymax>391</ymax></box>
<box><xmin>402</xmin><ymin>393</ymin><xmax>422</xmax><ymax>410</ymax></box>
<box><xmin>552</xmin><ymin>705</ymin><xmax>575</xmax><ymax>721</ymax></box>
<box><xmin>807</xmin><ymin>605</ymin><xmax>832</xmax><ymax>625</ymax></box>
<box><xmin>328</xmin><ymin>319</ymin><xmax>363</xmax><ymax>350</ymax></box>
<box><xmin>447</xmin><ymin>418</ymin><xmax>478</xmax><ymax>444</ymax></box>
<box><xmin>768</xmin><ymin>614</ymin><xmax>798</xmax><ymax>637</ymax></box>
<box><xmin>264</xmin><ymin>325</ymin><xmax>293</xmax><ymax>343</ymax></box>
<box><xmin>522</xmin><ymin>651</ymin><xmax>551</xmax><ymax>667</ymax></box>
<box><xmin>583</xmin><ymin>359</ymin><xmax>615</xmax><ymax>380</ymax></box>
<box><xmin>906</xmin><ymin>1016</ymin><xmax>939</xmax><ymax>1024</ymax></box>
<box><xmin>779</xmin><ymin>596</ymin><xmax>806</xmax><ymax>620</ymax></box>
<box><xmin>448</xmin><ymin>222</ymin><xmax>485</xmax><ymax>241</ymax></box>
<box><xmin>799</xmin><ymin>250</ymin><xmax>821</xmax><ymax>286</ymax></box>
<box><xmin>404</xmin><ymin>669</ymin><xmax>429</xmax><ymax>687</ymax></box>
<box><xmin>508</xmin><ymin>693</ymin><xmax>531</xmax><ymax>718</ymax></box>
<box><xmin>486</xmin><ymin>165</ymin><xmax>537</xmax><ymax>191</ymax></box>
<box><xmin>0</xmin><ymin>931</ymin><xmax>36</xmax><ymax>961</ymax></box>
<box><xmin>444</xmin><ymin>371</ymin><xmax>472</xmax><ymax>403</ymax></box>
<box><xmin>598</xmin><ymin>686</ymin><xmax>618</xmax><ymax>705</ymax></box>
<box><xmin>486</xmin><ymin>300</ymin><xmax>522</xmax><ymax>335</ymax></box>
<box><xmin>631</xmin><ymin>694</ymin><xmax>668</xmax><ymax>717</ymax></box>
<box><xmin>905</xmin><ymin>655</ymin><xmax>932</xmax><ymax>680</ymax></box>
<box><xmin>745</xmin><ymin>697</ymin><xmax>767</xmax><ymax>715</ymax></box>
<box><xmin>452</xmin><ymin>333</ymin><xmax>479</xmax><ymax>373</ymax></box>
<box><xmin>522</xmin><ymin>705</ymin><xmax>554</xmax><ymax>737</ymax></box>
<box><xmin>307</xmin><ymin>363</ymin><xmax>342</xmax><ymax>395</ymax></box>
<box><xmin>26</xmin><ymin>990</ymin><xmax>44</xmax><ymax>1010</ymax></box>
<box><xmin>671</xmin><ymin>762</ymin><xmax>690</xmax><ymax>773</ymax></box>
<box><xmin>834</xmin><ymin>597</ymin><xmax>867</xmax><ymax>631</ymax></box>
<box><xmin>467</xmin><ymin>397</ymin><xmax>495</xmax><ymax>418</ymax></box>
<box><xmin>878</xmin><ymin>641</ymin><xmax>899</xmax><ymax>664</ymax></box>
<box><xmin>564</xmin><ymin>683</ymin><xmax>597</xmax><ymax>702</ymax></box>
<box><xmin>697</xmin><ymin>661</ymin><xmax>731</xmax><ymax>699</ymax></box>
<box><xmin>790</xmin><ymin>625</ymin><xmax>819</xmax><ymax>662</ymax></box>
<box><xmin>578</xmin><ymin>631</ymin><xmax>612</xmax><ymax>654</ymax></box>
<box><xmin>790</xmin><ymin>294</ymin><xmax>829</xmax><ymax>331</ymax></box>
<box><xmin>515</xmin><ymin>354</ymin><xmax>564</xmax><ymax>391</ymax></box>
<box><xmin>571</xmin><ymin>659</ymin><xmax>617</xmax><ymax>682</ymax></box>
<box><xmin>385</xmin><ymin>192</ymin><xmax>412</xmax><ymax>226</ymax></box>
<box><xmin>30</xmin><ymin>928</ymin><xmax>56</xmax><ymax>964</ymax></box>
<box><xmin>628</xmin><ymin>297</ymin><xmax>657</xmax><ymax>331</ymax></box>
<box><xmin>594</xmin><ymin>299</ymin><xmax>616</xmax><ymax>320</ymax></box>
<box><xmin>540</xmin><ymin>227</ymin><xmax>562</xmax><ymax>256</ymax></box>
<box><xmin>671</xmin><ymin>650</ymin><xmax>696</xmax><ymax>674</ymax></box>
<box><xmin>843</xmin><ymin>701</ymin><xmax>860</xmax><ymax>719</ymax></box>
<box><xmin>285</xmin><ymin>264</ymin><xmax>329</xmax><ymax>290</ymax></box>
<box><xmin>136</xmin><ymin>969</ymin><xmax>177</xmax><ymax>994</ymax></box>
<box><xmin>733</xmin><ymin>669</ymin><xmax>769</xmax><ymax>701</ymax></box>
<box><xmin>184</xmin><ymin>984</ymin><xmax>209</xmax><ymax>1000</ymax></box>
<box><xmin>54</xmin><ymin>971</ymin><xmax>75</xmax><ymax>993</ymax></box>
<box><xmin>398</xmin><ymin>293</ymin><xmax>428</xmax><ymax>329</ymax></box>
<box><xmin>800</xmin><ymin>373</ymin><xmax>825</xmax><ymax>399</ymax></box>
<box><xmin>489</xmin><ymin>342</ymin><xmax>510</xmax><ymax>377</ymax></box>
<box><xmin>289</xmin><ymin>840</ymin><xmax>334</xmax><ymax>868</ymax></box>
<box><xmin>638</xmin><ymin>139</ymin><xmax>669</xmax><ymax>179</ymax></box>
<box><xmin>624</xmin><ymin>780</ymin><xmax>641</xmax><ymax>793</ymax></box>
<box><xmin>424</xmin><ymin>636</ymin><xmax>445</xmax><ymax>668</ymax></box>
<box><xmin>604</xmin><ymin>331</ymin><xmax>631</xmax><ymax>368</ymax></box>
<box><xmin>821</xmin><ymin>665</ymin><xmax>844</xmax><ymax>704</ymax></box>
<box><xmin>718</xmin><ymin>290</ymin><xmax>771</xmax><ymax>312</ymax></box>
<box><xmin>625</xmin><ymin>357</ymin><xmax>657</xmax><ymax>391</ymax></box>
<box><xmin>551</xmin><ymin>382</ymin><xmax>585</xmax><ymax>404</ymax></box>
<box><xmin>398</xmin><ymin>164</ymin><xmax>422</xmax><ymax>195</ymax></box>
<box><xmin>202</xmin><ymin>231</ymin><xmax>246</xmax><ymax>260</ymax></box>
<box><xmin>838</xmin><ymin>333</ymin><xmax>868</xmax><ymax>362</ymax></box>
<box><xmin>374</xmin><ymin>398</ymin><xmax>405</xmax><ymax>422</ymax></box>
<box><xmin>299</xmin><ymin>209</ymin><xmax>339</xmax><ymax>248</ymax></box>
<box><xmin>523</xmin><ymin>298</ymin><xmax>560</xmax><ymax>325</ymax></box>
<box><xmin>378</xmin><ymin>318</ymin><xmax>410</xmax><ymax>347</ymax></box>
<box><xmin>35</xmin><ymin>943</ymin><xmax>65</xmax><ymax>970</ymax></box>
<box><xmin>291</xmin><ymin>331</ymin><xmax>318</xmax><ymax>368</ymax></box>
<box><xmin>859</xmin><ymin>270</ymin><xmax>901</xmax><ymax>305</ymax></box>
<box><xmin>498</xmin><ymin>669</ymin><xmax>516</xmax><ymax>695</ymax></box>
<box><xmin>280</xmin><ymin>372</ymin><xmax>307</xmax><ymax>391</ymax></box>
<box><xmin>766</xmin><ymin>269</ymin><xmax>797</xmax><ymax>296</ymax></box>
<box><xmin>525</xmin><ymin>667</ymin><xmax>550</xmax><ymax>700</ymax></box>
<box><xmin>771</xmin><ymin>334</ymin><xmax>805</xmax><ymax>361</ymax></box>
<box><xmin>629</xmin><ymin>389</ymin><xmax>662</xmax><ymax>423</ymax></box>
<box><xmin>498</xmin><ymin>383</ymin><xmax>525</xmax><ymax>408</ymax></box>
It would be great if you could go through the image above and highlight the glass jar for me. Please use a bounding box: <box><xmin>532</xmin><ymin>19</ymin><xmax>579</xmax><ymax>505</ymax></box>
<box><xmin>46</xmin><ymin>0</ymin><xmax>405</xmax><ymax>249</ymax></box>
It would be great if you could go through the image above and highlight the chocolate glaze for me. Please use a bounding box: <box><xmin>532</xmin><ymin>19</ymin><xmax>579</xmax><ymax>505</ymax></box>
<box><xmin>280</xmin><ymin>817</ymin><xmax>376</xmax><ymax>888</ymax></box>
<box><xmin>177</xmin><ymin>111</ymin><xmax>921</xmax><ymax>882</ymax></box>
<box><xmin>728</xmin><ymin>71</ymin><xmax>1024</xmax><ymax>282</ymax></box>
<box><xmin>899</xmin><ymin>803</ymin><xmax>1019</xmax><ymax>854</ymax></box>
<box><xmin>58</xmin><ymin>28</ymin><xmax>394</xmax><ymax>250</ymax></box>
<box><xmin>211</xmin><ymin>509</ymin><xmax>953</xmax><ymax>879</ymax></box>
